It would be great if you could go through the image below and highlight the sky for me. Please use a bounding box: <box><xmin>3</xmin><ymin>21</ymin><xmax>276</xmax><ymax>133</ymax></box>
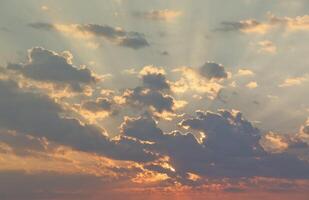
<box><xmin>0</xmin><ymin>0</ymin><xmax>309</xmax><ymax>199</ymax></box>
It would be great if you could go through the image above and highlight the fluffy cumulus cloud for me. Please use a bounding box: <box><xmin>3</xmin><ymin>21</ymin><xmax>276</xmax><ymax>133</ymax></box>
<box><xmin>179</xmin><ymin>110</ymin><xmax>309</xmax><ymax>179</ymax></box>
<box><xmin>171</xmin><ymin>62</ymin><xmax>228</xmax><ymax>98</ymax></box>
<box><xmin>29</xmin><ymin>22</ymin><xmax>149</xmax><ymax>49</ymax></box>
<box><xmin>117</xmin><ymin>109</ymin><xmax>309</xmax><ymax>181</ymax></box>
<box><xmin>7</xmin><ymin>47</ymin><xmax>97</xmax><ymax>92</ymax></box>
<box><xmin>74</xmin><ymin>97</ymin><xmax>119</xmax><ymax>123</ymax></box>
<box><xmin>122</xmin><ymin>87</ymin><xmax>175</xmax><ymax>113</ymax></box>
<box><xmin>260</xmin><ymin>132</ymin><xmax>289</xmax><ymax>154</ymax></box>
<box><xmin>2</xmin><ymin>0</ymin><xmax>309</xmax><ymax>198</ymax></box>
<box><xmin>120</xmin><ymin>66</ymin><xmax>186</xmax><ymax>115</ymax></box>
<box><xmin>0</xmin><ymin>46</ymin><xmax>309</xmax><ymax>195</ymax></box>
<box><xmin>296</xmin><ymin>119</ymin><xmax>309</xmax><ymax>146</ymax></box>
<box><xmin>259</xmin><ymin>119</ymin><xmax>309</xmax><ymax>161</ymax></box>
<box><xmin>139</xmin><ymin>66</ymin><xmax>170</xmax><ymax>91</ymax></box>
<box><xmin>0</xmin><ymin>78</ymin><xmax>156</xmax><ymax>163</ymax></box>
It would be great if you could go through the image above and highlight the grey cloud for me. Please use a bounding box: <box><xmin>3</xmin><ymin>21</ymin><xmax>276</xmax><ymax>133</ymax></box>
<box><xmin>120</xmin><ymin>115</ymin><xmax>206</xmax><ymax>179</ymax></box>
<box><xmin>7</xmin><ymin>47</ymin><xmax>97</xmax><ymax>92</ymax></box>
<box><xmin>120</xmin><ymin>115</ymin><xmax>164</xmax><ymax>142</ymax></box>
<box><xmin>78</xmin><ymin>24</ymin><xmax>149</xmax><ymax>49</ymax></box>
<box><xmin>180</xmin><ymin>110</ymin><xmax>309</xmax><ymax>179</ymax></box>
<box><xmin>302</xmin><ymin>124</ymin><xmax>309</xmax><ymax>135</ymax></box>
<box><xmin>77</xmin><ymin>24</ymin><xmax>126</xmax><ymax>39</ymax></box>
<box><xmin>123</xmin><ymin>87</ymin><xmax>174</xmax><ymax>113</ymax></box>
<box><xmin>160</xmin><ymin>51</ymin><xmax>169</xmax><ymax>56</ymax></box>
<box><xmin>0</xmin><ymin>170</ymin><xmax>102</xmax><ymax>200</ymax></box>
<box><xmin>0</xmin><ymin>79</ymin><xmax>156</xmax><ymax>163</ymax></box>
<box><xmin>118</xmin><ymin>35</ymin><xmax>149</xmax><ymax>49</ymax></box>
<box><xmin>216</xmin><ymin>20</ymin><xmax>261</xmax><ymax>32</ymax></box>
<box><xmin>77</xmin><ymin>24</ymin><xmax>149</xmax><ymax>49</ymax></box>
<box><xmin>181</xmin><ymin>110</ymin><xmax>263</xmax><ymax>157</ymax></box>
<box><xmin>141</xmin><ymin>73</ymin><xmax>170</xmax><ymax>91</ymax></box>
<box><xmin>198</xmin><ymin>62</ymin><xmax>228</xmax><ymax>80</ymax></box>
<box><xmin>0</xmin><ymin>130</ymin><xmax>48</xmax><ymax>157</ymax></box>
<box><xmin>28</xmin><ymin>22</ymin><xmax>55</xmax><ymax>31</ymax></box>
<box><xmin>82</xmin><ymin>98</ymin><xmax>113</xmax><ymax>112</ymax></box>
<box><xmin>120</xmin><ymin>110</ymin><xmax>309</xmax><ymax>181</ymax></box>
<box><xmin>29</xmin><ymin>22</ymin><xmax>149</xmax><ymax>49</ymax></box>
<box><xmin>122</xmin><ymin>68</ymin><xmax>175</xmax><ymax>113</ymax></box>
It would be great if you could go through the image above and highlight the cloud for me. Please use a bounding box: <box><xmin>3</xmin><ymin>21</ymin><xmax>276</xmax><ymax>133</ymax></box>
<box><xmin>133</xmin><ymin>9</ymin><xmax>182</xmax><ymax>22</ymax></box>
<box><xmin>122</xmin><ymin>87</ymin><xmax>175</xmax><ymax>113</ymax></box>
<box><xmin>217</xmin><ymin>14</ymin><xmax>309</xmax><ymax>34</ymax></box>
<box><xmin>117</xmin><ymin>110</ymin><xmax>309</xmax><ymax>181</ymax></box>
<box><xmin>199</xmin><ymin>62</ymin><xmax>228</xmax><ymax>80</ymax></box>
<box><xmin>139</xmin><ymin>66</ymin><xmax>170</xmax><ymax>91</ymax></box>
<box><xmin>270</xmin><ymin>15</ymin><xmax>309</xmax><ymax>31</ymax></box>
<box><xmin>74</xmin><ymin>97</ymin><xmax>119</xmax><ymax>123</ymax></box>
<box><xmin>29</xmin><ymin>22</ymin><xmax>149</xmax><ymax>49</ymax></box>
<box><xmin>119</xmin><ymin>66</ymin><xmax>185</xmax><ymax>115</ymax></box>
<box><xmin>260</xmin><ymin>132</ymin><xmax>289</xmax><ymax>153</ymax></box>
<box><xmin>0</xmin><ymin>170</ymin><xmax>102</xmax><ymax>200</ymax></box>
<box><xmin>160</xmin><ymin>51</ymin><xmax>169</xmax><ymax>56</ymax></box>
<box><xmin>246</xmin><ymin>81</ymin><xmax>258</xmax><ymax>89</ymax></box>
<box><xmin>0</xmin><ymin>78</ymin><xmax>156</xmax><ymax>162</ymax></box>
<box><xmin>28</xmin><ymin>22</ymin><xmax>55</xmax><ymax>31</ymax></box>
<box><xmin>296</xmin><ymin>118</ymin><xmax>309</xmax><ymax>145</ymax></box>
<box><xmin>259</xmin><ymin>120</ymin><xmax>309</xmax><ymax>161</ymax></box>
<box><xmin>171</xmin><ymin>62</ymin><xmax>228</xmax><ymax>98</ymax></box>
<box><xmin>257</xmin><ymin>40</ymin><xmax>277</xmax><ymax>54</ymax></box>
<box><xmin>0</xmin><ymin>130</ymin><xmax>50</xmax><ymax>157</ymax></box>
<box><xmin>180</xmin><ymin>110</ymin><xmax>309</xmax><ymax>178</ymax></box>
<box><xmin>7</xmin><ymin>47</ymin><xmax>97</xmax><ymax>92</ymax></box>
<box><xmin>236</xmin><ymin>69</ymin><xmax>255</xmax><ymax>76</ymax></box>
<box><xmin>217</xmin><ymin>20</ymin><xmax>271</xmax><ymax>34</ymax></box>
<box><xmin>0</xmin><ymin>73</ymin><xmax>309</xmax><ymax>191</ymax></box>
<box><xmin>120</xmin><ymin>115</ymin><xmax>207</xmax><ymax>178</ymax></box>
<box><xmin>82</xmin><ymin>98</ymin><xmax>113</xmax><ymax>112</ymax></box>
<box><xmin>279</xmin><ymin>76</ymin><xmax>308</xmax><ymax>87</ymax></box>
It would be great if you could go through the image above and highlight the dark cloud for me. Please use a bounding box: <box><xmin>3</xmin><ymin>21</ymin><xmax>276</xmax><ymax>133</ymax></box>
<box><xmin>160</xmin><ymin>51</ymin><xmax>169</xmax><ymax>56</ymax></box>
<box><xmin>29</xmin><ymin>23</ymin><xmax>149</xmax><ymax>49</ymax></box>
<box><xmin>216</xmin><ymin>20</ymin><xmax>262</xmax><ymax>32</ymax></box>
<box><xmin>0</xmin><ymin>170</ymin><xmax>102</xmax><ymax>200</ymax></box>
<box><xmin>123</xmin><ymin>87</ymin><xmax>174</xmax><ymax>113</ymax></box>
<box><xmin>120</xmin><ymin>110</ymin><xmax>309</xmax><ymax>181</ymax></box>
<box><xmin>0</xmin><ymin>130</ymin><xmax>48</xmax><ymax>157</ymax></box>
<box><xmin>77</xmin><ymin>24</ymin><xmax>149</xmax><ymax>49</ymax></box>
<box><xmin>28</xmin><ymin>22</ymin><xmax>55</xmax><ymax>31</ymax></box>
<box><xmin>198</xmin><ymin>62</ymin><xmax>228</xmax><ymax>80</ymax></box>
<box><xmin>121</xmin><ymin>67</ymin><xmax>177</xmax><ymax>113</ymax></box>
<box><xmin>0</xmin><ymin>79</ymin><xmax>156</xmax><ymax>162</ymax></box>
<box><xmin>141</xmin><ymin>69</ymin><xmax>170</xmax><ymax>91</ymax></box>
<box><xmin>7</xmin><ymin>47</ymin><xmax>97</xmax><ymax>92</ymax></box>
<box><xmin>118</xmin><ymin>35</ymin><xmax>149</xmax><ymax>49</ymax></box>
<box><xmin>120</xmin><ymin>115</ymin><xmax>206</xmax><ymax>179</ymax></box>
<box><xmin>82</xmin><ymin>98</ymin><xmax>113</xmax><ymax>112</ymax></box>
<box><xmin>180</xmin><ymin>110</ymin><xmax>309</xmax><ymax>179</ymax></box>
<box><xmin>77</xmin><ymin>24</ymin><xmax>126</xmax><ymax>39</ymax></box>
<box><xmin>181</xmin><ymin>110</ymin><xmax>263</xmax><ymax>157</ymax></box>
